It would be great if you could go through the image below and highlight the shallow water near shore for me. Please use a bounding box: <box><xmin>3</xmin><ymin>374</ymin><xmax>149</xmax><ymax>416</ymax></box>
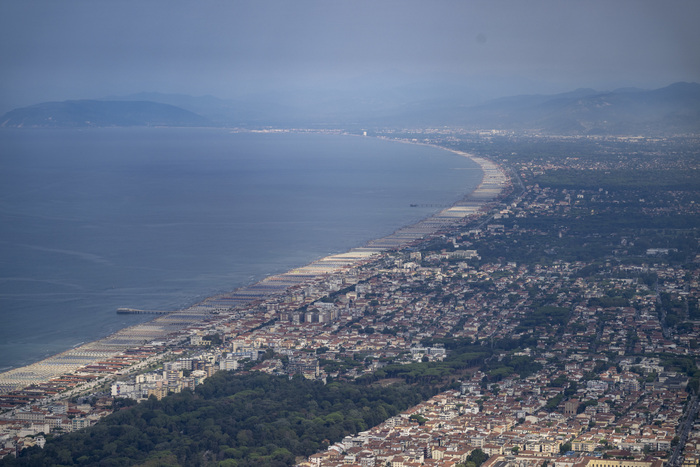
<box><xmin>0</xmin><ymin>128</ymin><xmax>481</xmax><ymax>372</ymax></box>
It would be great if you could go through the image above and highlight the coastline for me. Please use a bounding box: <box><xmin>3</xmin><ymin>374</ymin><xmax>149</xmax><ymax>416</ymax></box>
<box><xmin>0</xmin><ymin>144</ymin><xmax>508</xmax><ymax>395</ymax></box>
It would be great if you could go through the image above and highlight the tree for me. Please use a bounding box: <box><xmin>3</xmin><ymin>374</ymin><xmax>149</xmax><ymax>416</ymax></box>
<box><xmin>409</xmin><ymin>414</ymin><xmax>428</xmax><ymax>425</ymax></box>
<box><xmin>11</xmin><ymin>372</ymin><xmax>434</xmax><ymax>466</ymax></box>
<box><xmin>464</xmin><ymin>448</ymin><xmax>489</xmax><ymax>467</ymax></box>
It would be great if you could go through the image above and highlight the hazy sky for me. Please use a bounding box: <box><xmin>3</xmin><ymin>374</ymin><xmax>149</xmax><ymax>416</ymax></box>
<box><xmin>1</xmin><ymin>0</ymin><xmax>699</xmax><ymax>112</ymax></box>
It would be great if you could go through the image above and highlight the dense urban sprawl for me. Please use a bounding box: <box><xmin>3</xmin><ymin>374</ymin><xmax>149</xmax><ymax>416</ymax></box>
<box><xmin>1</xmin><ymin>132</ymin><xmax>698</xmax><ymax>467</ymax></box>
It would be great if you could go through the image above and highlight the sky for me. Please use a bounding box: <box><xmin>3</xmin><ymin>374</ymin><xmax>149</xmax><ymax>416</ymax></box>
<box><xmin>1</xmin><ymin>0</ymin><xmax>699</xmax><ymax>113</ymax></box>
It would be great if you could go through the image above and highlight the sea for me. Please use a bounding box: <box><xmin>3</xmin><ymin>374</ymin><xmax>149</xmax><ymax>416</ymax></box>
<box><xmin>0</xmin><ymin>128</ymin><xmax>482</xmax><ymax>372</ymax></box>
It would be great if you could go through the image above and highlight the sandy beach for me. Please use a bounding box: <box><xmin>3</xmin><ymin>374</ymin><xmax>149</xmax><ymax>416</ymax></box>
<box><xmin>0</xmin><ymin>148</ymin><xmax>507</xmax><ymax>395</ymax></box>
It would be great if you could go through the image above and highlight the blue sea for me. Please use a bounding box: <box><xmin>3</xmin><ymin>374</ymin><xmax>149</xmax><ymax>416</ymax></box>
<box><xmin>0</xmin><ymin>128</ymin><xmax>481</xmax><ymax>372</ymax></box>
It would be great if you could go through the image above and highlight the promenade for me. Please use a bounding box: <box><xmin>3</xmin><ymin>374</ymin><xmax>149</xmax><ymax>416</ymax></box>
<box><xmin>0</xmin><ymin>150</ymin><xmax>507</xmax><ymax>395</ymax></box>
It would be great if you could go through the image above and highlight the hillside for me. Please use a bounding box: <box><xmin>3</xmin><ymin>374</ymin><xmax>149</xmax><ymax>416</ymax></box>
<box><xmin>456</xmin><ymin>81</ymin><xmax>700</xmax><ymax>134</ymax></box>
<box><xmin>0</xmin><ymin>100</ymin><xmax>210</xmax><ymax>128</ymax></box>
<box><xmin>118</xmin><ymin>82</ymin><xmax>700</xmax><ymax>134</ymax></box>
<box><xmin>2</xmin><ymin>82</ymin><xmax>699</xmax><ymax>134</ymax></box>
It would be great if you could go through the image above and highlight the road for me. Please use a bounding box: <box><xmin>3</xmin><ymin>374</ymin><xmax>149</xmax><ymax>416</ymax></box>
<box><xmin>667</xmin><ymin>391</ymin><xmax>698</xmax><ymax>467</ymax></box>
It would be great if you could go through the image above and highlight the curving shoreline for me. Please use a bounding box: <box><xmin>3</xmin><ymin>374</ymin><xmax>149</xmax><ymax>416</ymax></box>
<box><xmin>0</xmin><ymin>144</ymin><xmax>508</xmax><ymax>395</ymax></box>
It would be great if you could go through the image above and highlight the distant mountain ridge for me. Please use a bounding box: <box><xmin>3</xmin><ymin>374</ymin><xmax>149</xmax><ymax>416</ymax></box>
<box><xmin>2</xmin><ymin>82</ymin><xmax>699</xmax><ymax>134</ymax></box>
<box><xmin>456</xmin><ymin>82</ymin><xmax>700</xmax><ymax>134</ymax></box>
<box><xmin>114</xmin><ymin>82</ymin><xmax>700</xmax><ymax>134</ymax></box>
<box><xmin>0</xmin><ymin>100</ymin><xmax>210</xmax><ymax>128</ymax></box>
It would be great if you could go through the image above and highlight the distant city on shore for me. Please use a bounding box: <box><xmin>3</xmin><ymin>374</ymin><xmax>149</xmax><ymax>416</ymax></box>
<box><xmin>1</xmin><ymin>120</ymin><xmax>698</xmax><ymax>466</ymax></box>
<box><xmin>2</xmin><ymin>0</ymin><xmax>699</xmax><ymax>463</ymax></box>
<box><xmin>2</xmin><ymin>81</ymin><xmax>699</xmax><ymax>136</ymax></box>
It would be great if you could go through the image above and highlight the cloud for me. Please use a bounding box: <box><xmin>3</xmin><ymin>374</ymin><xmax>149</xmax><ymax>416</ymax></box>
<box><xmin>1</xmin><ymin>0</ymin><xmax>699</xmax><ymax>109</ymax></box>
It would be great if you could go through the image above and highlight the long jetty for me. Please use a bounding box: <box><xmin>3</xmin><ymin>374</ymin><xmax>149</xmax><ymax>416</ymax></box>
<box><xmin>117</xmin><ymin>308</ymin><xmax>172</xmax><ymax>315</ymax></box>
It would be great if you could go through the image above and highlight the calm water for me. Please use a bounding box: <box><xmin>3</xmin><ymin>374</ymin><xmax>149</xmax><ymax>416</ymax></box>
<box><xmin>0</xmin><ymin>128</ymin><xmax>481</xmax><ymax>371</ymax></box>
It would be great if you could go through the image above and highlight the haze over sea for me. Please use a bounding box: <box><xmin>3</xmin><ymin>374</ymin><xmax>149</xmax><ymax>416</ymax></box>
<box><xmin>0</xmin><ymin>128</ymin><xmax>482</xmax><ymax>372</ymax></box>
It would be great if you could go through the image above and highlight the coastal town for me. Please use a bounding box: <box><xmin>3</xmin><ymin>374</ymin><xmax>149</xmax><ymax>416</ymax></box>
<box><xmin>0</xmin><ymin>132</ymin><xmax>698</xmax><ymax>467</ymax></box>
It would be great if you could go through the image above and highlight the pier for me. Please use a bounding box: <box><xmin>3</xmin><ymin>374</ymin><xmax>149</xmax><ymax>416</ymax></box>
<box><xmin>117</xmin><ymin>308</ymin><xmax>171</xmax><ymax>315</ymax></box>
